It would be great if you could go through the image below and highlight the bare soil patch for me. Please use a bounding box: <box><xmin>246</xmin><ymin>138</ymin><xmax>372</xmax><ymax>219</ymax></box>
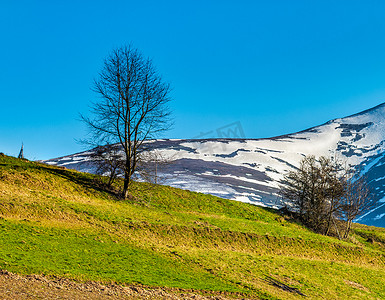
<box><xmin>0</xmin><ymin>270</ymin><xmax>251</xmax><ymax>300</ymax></box>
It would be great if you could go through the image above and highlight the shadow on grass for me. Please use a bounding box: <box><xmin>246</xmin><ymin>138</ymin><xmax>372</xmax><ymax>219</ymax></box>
<box><xmin>263</xmin><ymin>275</ymin><xmax>307</xmax><ymax>297</ymax></box>
<box><xmin>22</xmin><ymin>161</ymin><xmax>124</xmax><ymax>200</ymax></box>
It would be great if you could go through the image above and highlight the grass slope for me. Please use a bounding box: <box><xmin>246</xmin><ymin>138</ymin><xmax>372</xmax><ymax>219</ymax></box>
<box><xmin>0</xmin><ymin>155</ymin><xmax>384</xmax><ymax>299</ymax></box>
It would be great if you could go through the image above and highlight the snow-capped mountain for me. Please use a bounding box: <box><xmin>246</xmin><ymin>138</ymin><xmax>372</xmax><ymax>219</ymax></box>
<box><xmin>44</xmin><ymin>103</ymin><xmax>385</xmax><ymax>227</ymax></box>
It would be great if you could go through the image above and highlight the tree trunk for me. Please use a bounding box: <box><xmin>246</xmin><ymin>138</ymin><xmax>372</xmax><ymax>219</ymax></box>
<box><xmin>108</xmin><ymin>168</ymin><xmax>116</xmax><ymax>187</ymax></box>
<box><xmin>123</xmin><ymin>174</ymin><xmax>130</xmax><ymax>199</ymax></box>
<box><xmin>325</xmin><ymin>209</ymin><xmax>333</xmax><ymax>235</ymax></box>
<box><xmin>123</xmin><ymin>155</ymin><xmax>131</xmax><ymax>199</ymax></box>
<box><xmin>344</xmin><ymin>220</ymin><xmax>352</xmax><ymax>239</ymax></box>
<box><xmin>332</xmin><ymin>218</ymin><xmax>341</xmax><ymax>240</ymax></box>
<box><xmin>325</xmin><ymin>220</ymin><xmax>331</xmax><ymax>235</ymax></box>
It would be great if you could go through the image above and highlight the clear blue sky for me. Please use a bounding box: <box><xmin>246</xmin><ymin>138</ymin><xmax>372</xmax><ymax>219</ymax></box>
<box><xmin>1</xmin><ymin>0</ymin><xmax>385</xmax><ymax>160</ymax></box>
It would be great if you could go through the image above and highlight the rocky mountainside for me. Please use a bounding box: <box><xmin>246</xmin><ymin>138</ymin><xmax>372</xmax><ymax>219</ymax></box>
<box><xmin>44</xmin><ymin>103</ymin><xmax>385</xmax><ymax>227</ymax></box>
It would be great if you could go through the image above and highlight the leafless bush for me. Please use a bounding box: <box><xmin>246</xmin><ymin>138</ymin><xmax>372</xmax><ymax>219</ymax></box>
<box><xmin>280</xmin><ymin>155</ymin><xmax>373</xmax><ymax>238</ymax></box>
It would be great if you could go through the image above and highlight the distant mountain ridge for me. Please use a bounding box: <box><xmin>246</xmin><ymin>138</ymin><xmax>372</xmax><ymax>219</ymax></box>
<box><xmin>44</xmin><ymin>102</ymin><xmax>385</xmax><ymax>227</ymax></box>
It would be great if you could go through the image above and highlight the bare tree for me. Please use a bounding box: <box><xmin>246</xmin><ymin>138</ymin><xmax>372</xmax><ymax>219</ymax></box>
<box><xmin>322</xmin><ymin>157</ymin><xmax>345</xmax><ymax>235</ymax></box>
<box><xmin>341</xmin><ymin>176</ymin><xmax>373</xmax><ymax>238</ymax></box>
<box><xmin>81</xmin><ymin>45</ymin><xmax>172</xmax><ymax>199</ymax></box>
<box><xmin>135</xmin><ymin>149</ymin><xmax>174</xmax><ymax>185</ymax></box>
<box><xmin>280</xmin><ymin>155</ymin><xmax>328</xmax><ymax>231</ymax></box>
<box><xmin>89</xmin><ymin>144</ymin><xmax>124</xmax><ymax>187</ymax></box>
<box><xmin>280</xmin><ymin>155</ymin><xmax>372</xmax><ymax>238</ymax></box>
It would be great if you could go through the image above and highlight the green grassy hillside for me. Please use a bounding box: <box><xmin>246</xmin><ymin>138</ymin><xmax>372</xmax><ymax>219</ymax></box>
<box><xmin>0</xmin><ymin>154</ymin><xmax>384</xmax><ymax>299</ymax></box>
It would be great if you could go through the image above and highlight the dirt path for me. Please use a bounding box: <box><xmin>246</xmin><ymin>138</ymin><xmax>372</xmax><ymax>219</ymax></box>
<box><xmin>0</xmin><ymin>270</ymin><xmax>251</xmax><ymax>300</ymax></box>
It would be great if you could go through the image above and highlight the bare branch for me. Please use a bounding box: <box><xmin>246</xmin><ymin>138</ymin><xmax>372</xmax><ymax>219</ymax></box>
<box><xmin>81</xmin><ymin>45</ymin><xmax>172</xmax><ymax>198</ymax></box>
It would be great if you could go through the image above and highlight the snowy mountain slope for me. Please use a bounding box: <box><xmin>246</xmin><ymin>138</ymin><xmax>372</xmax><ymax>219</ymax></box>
<box><xmin>44</xmin><ymin>102</ymin><xmax>385</xmax><ymax>227</ymax></box>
